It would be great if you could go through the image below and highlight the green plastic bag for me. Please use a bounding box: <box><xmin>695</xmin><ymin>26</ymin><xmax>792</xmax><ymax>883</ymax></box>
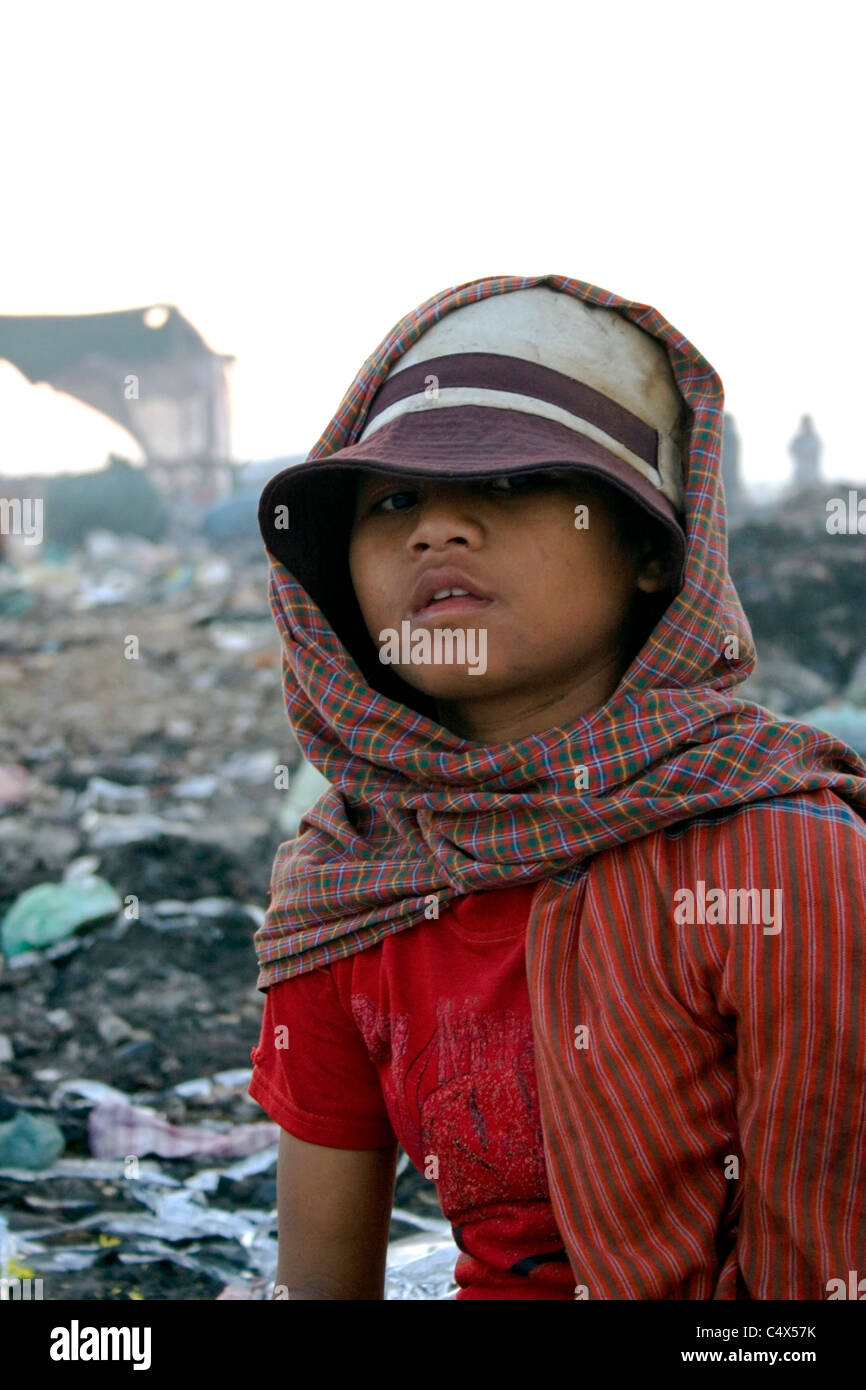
<box><xmin>0</xmin><ymin>1112</ymin><xmax>65</xmax><ymax>1169</ymax></box>
<box><xmin>0</xmin><ymin>876</ymin><xmax>122</xmax><ymax>957</ymax></box>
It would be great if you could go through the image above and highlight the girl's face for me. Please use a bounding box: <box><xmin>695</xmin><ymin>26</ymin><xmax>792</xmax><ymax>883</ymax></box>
<box><xmin>348</xmin><ymin>469</ymin><xmax>668</xmax><ymax>744</ymax></box>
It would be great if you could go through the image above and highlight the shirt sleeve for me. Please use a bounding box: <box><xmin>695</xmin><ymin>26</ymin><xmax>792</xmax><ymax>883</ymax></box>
<box><xmin>248</xmin><ymin>964</ymin><xmax>397</xmax><ymax>1150</ymax></box>
<box><xmin>720</xmin><ymin>791</ymin><xmax>866</xmax><ymax>1298</ymax></box>
<box><xmin>528</xmin><ymin>786</ymin><xmax>866</xmax><ymax>1300</ymax></box>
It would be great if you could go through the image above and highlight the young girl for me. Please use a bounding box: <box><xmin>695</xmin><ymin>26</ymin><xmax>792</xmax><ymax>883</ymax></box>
<box><xmin>248</xmin><ymin>276</ymin><xmax>866</xmax><ymax>1300</ymax></box>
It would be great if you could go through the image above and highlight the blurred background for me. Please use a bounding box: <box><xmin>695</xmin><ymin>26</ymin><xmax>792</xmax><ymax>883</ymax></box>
<box><xmin>1</xmin><ymin>0</ymin><xmax>865</xmax><ymax>1301</ymax></box>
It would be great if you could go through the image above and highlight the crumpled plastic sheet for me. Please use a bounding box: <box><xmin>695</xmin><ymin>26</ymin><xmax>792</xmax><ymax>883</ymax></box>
<box><xmin>87</xmin><ymin>1099</ymin><xmax>279</xmax><ymax>1161</ymax></box>
<box><xmin>78</xmin><ymin>1185</ymin><xmax>277</xmax><ymax>1253</ymax></box>
<box><xmin>10</xmin><ymin>1241</ymin><xmax>117</xmax><ymax>1274</ymax></box>
<box><xmin>119</xmin><ymin>1238</ymin><xmax>269</xmax><ymax>1290</ymax></box>
<box><xmin>384</xmin><ymin>1227</ymin><xmax>460</xmax><ymax>1300</ymax></box>
<box><xmin>214</xmin><ymin>1228</ymin><xmax>461</xmax><ymax>1300</ymax></box>
<box><xmin>79</xmin><ymin>809</ymin><xmax>198</xmax><ymax>847</ymax></box>
<box><xmin>51</xmin><ymin>1073</ymin><xmax>255</xmax><ymax>1108</ymax></box>
<box><xmin>9</xmin><ymin>1186</ymin><xmax>280</xmax><ymax>1279</ymax></box>
<box><xmin>0</xmin><ymin>1157</ymin><xmax>181</xmax><ymax>1185</ymax></box>
<box><xmin>138</xmin><ymin>900</ymin><xmax>263</xmax><ymax>932</ymax></box>
<box><xmin>184</xmin><ymin>1144</ymin><xmax>279</xmax><ymax>1191</ymax></box>
<box><xmin>6</xmin><ymin>1166</ymin><xmax>460</xmax><ymax>1296</ymax></box>
<box><xmin>45</xmin><ymin>1074</ymin><xmax>280</xmax><ymax>1162</ymax></box>
<box><xmin>171</xmin><ymin>1067</ymin><xmax>259</xmax><ymax>1098</ymax></box>
<box><xmin>211</xmin><ymin>1223</ymin><xmax>460</xmax><ymax>1300</ymax></box>
<box><xmin>2</xmin><ymin>1070</ymin><xmax>461</xmax><ymax>1298</ymax></box>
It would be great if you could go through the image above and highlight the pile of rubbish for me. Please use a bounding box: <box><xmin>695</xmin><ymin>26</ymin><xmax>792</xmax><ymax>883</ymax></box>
<box><xmin>0</xmin><ymin>530</ymin><xmax>457</xmax><ymax>1298</ymax></box>
<box><xmin>0</xmin><ymin>858</ymin><xmax>458</xmax><ymax>1300</ymax></box>
<box><xmin>2</xmin><ymin>497</ymin><xmax>865</xmax><ymax>1299</ymax></box>
<box><xmin>0</xmin><ymin>1068</ymin><xmax>457</xmax><ymax>1301</ymax></box>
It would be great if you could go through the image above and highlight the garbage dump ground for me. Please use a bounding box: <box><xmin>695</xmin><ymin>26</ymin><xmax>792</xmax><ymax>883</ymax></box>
<box><xmin>1</xmin><ymin>494</ymin><xmax>864</xmax><ymax>1299</ymax></box>
<box><xmin>0</xmin><ymin>535</ymin><xmax>457</xmax><ymax>1299</ymax></box>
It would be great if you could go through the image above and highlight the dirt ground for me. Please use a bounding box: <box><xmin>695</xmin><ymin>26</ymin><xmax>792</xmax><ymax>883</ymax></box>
<box><xmin>2</xmin><ymin>498</ymin><xmax>865</xmax><ymax>1299</ymax></box>
<box><xmin>0</xmin><ymin>548</ymin><xmax>446</xmax><ymax>1299</ymax></box>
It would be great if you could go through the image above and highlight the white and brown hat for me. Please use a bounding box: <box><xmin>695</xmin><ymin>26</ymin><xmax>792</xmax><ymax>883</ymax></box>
<box><xmin>259</xmin><ymin>286</ymin><xmax>689</xmax><ymax>658</ymax></box>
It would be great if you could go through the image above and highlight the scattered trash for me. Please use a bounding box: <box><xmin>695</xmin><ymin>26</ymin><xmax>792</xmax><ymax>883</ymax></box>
<box><xmin>171</xmin><ymin>775</ymin><xmax>219</xmax><ymax>800</ymax></box>
<box><xmin>96</xmin><ymin>1013</ymin><xmax>149</xmax><ymax>1048</ymax></box>
<box><xmin>845</xmin><ymin>651</ymin><xmax>866</xmax><ymax>705</ymax></box>
<box><xmin>50</xmin><ymin>1078</ymin><xmax>132</xmax><ymax>1107</ymax></box>
<box><xmin>3</xmin><ymin>514</ymin><xmax>858</xmax><ymax>1297</ymax></box>
<box><xmin>183</xmin><ymin>1144</ymin><xmax>279</xmax><ymax>1191</ymax></box>
<box><xmin>0</xmin><ymin>765</ymin><xmax>32</xmax><ymax>807</ymax></box>
<box><xmin>208</xmin><ymin>624</ymin><xmax>275</xmax><ymax>655</ymax></box>
<box><xmin>88</xmin><ymin>1098</ymin><xmax>279</xmax><ymax>1160</ymax></box>
<box><xmin>278</xmin><ymin>757</ymin><xmax>331</xmax><ymax>837</ymax></box>
<box><xmin>80</xmin><ymin>811</ymin><xmax>197</xmax><ymax>848</ymax></box>
<box><xmin>78</xmin><ymin>777</ymin><xmax>151</xmax><ymax>813</ymax></box>
<box><xmin>384</xmin><ymin>1228</ymin><xmax>461</xmax><ymax>1300</ymax></box>
<box><xmin>220</xmin><ymin>749</ymin><xmax>281</xmax><ymax>785</ymax></box>
<box><xmin>0</xmin><ymin>872</ymin><xmax>121</xmax><ymax>958</ymax></box>
<box><xmin>0</xmin><ymin>1157</ymin><xmax>181</xmax><ymax>1185</ymax></box>
<box><xmin>0</xmin><ymin>1112</ymin><xmax>66</xmax><ymax>1170</ymax></box>
<box><xmin>79</xmin><ymin>1184</ymin><xmax>276</xmax><ymax>1247</ymax></box>
<box><xmin>799</xmin><ymin>700</ymin><xmax>866</xmax><ymax>756</ymax></box>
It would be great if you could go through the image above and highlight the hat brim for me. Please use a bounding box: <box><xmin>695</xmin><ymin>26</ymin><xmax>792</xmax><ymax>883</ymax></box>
<box><xmin>260</xmin><ymin>405</ymin><xmax>686</xmax><ymax>595</ymax></box>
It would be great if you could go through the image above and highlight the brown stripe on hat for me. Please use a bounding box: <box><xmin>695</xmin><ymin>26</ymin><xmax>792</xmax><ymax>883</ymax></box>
<box><xmin>363</xmin><ymin>351</ymin><xmax>663</xmax><ymax>482</ymax></box>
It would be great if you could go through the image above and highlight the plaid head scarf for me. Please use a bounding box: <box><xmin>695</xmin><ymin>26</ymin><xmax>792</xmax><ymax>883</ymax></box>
<box><xmin>253</xmin><ymin>274</ymin><xmax>866</xmax><ymax>1297</ymax></box>
<box><xmin>255</xmin><ymin>273</ymin><xmax>866</xmax><ymax>987</ymax></box>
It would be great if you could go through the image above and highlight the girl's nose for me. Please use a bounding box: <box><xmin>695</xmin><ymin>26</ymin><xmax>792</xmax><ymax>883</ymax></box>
<box><xmin>406</xmin><ymin>488</ymin><xmax>485</xmax><ymax>551</ymax></box>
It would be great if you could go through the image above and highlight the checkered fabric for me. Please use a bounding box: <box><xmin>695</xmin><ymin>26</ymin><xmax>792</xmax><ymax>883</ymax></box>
<box><xmin>252</xmin><ymin>275</ymin><xmax>866</xmax><ymax>1297</ymax></box>
<box><xmin>254</xmin><ymin>273</ymin><xmax>866</xmax><ymax>987</ymax></box>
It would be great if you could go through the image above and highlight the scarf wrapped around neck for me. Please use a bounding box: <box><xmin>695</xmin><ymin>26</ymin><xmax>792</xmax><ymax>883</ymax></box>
<box><xmin>254</xmin><ymin>273</ymin><xmax>866</xmax><ymax>991</ymax></box>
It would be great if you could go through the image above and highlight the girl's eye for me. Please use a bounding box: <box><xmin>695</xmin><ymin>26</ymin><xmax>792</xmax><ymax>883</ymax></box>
<box><xmin>373</xmin><ymin>490</ymin><xmax>417</xmax><ymax>513</ymax></box>
<box><xmin>367</xmin><ymin>471</ymin><xmax>554</xmax><ymax>513</ymax></box>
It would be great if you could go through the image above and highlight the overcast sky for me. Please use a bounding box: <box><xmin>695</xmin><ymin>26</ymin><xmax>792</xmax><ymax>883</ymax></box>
<box><xmin>1</xmin><ymin>0</ymin><xmax>863</xmax><ymax>491</ymax></box>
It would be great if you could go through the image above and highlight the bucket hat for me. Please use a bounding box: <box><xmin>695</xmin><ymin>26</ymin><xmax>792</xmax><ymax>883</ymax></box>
<box><xmin>258</xmin><ymin>286</ymin><xmax>689</xmax><ymax>683</ymax></box>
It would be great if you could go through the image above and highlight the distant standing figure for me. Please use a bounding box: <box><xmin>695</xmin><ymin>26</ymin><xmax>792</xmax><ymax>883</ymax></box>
<box><xmin>789</xmin><ymin>414</ymin><xmax>822</xmax><ymax>486</ymax></box>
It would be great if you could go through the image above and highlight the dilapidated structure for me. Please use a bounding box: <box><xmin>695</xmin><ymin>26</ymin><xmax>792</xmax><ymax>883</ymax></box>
<box><xmin>0</xmin><ymin>305</ymin><xmax>234</xmax><ymax>503</ymax></box>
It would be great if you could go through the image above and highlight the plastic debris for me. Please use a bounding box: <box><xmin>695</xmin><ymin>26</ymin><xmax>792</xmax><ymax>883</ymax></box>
<box><xmin>88</xmin><ymin>1098</ymin><xmax>279</xmax><ymax>1160</ymax></box>
<box><xmin>0</xmin><ymin>1213</ymin><xmax>11</xmax><ymax>1276</ymax></box>
<box><xmin>220</xmin><ymin>749</ymin><xmax>281</xmax><ymax>785</ymax></box>
<box><xmin>50</xmin><ymin>1078</ymin><xmax>133</xmax><ymax>1107</ymax></box>
<box><xmin>384</xmin><ymin>1227</ymin><xmax>460</xmax><ymax>1300</ymax></box>
<box><xmin>278</xmin><ymin>757</ymin><xmax>331</xmax><ymax>837</ymax></box>
<box><xmin>212</xmin><ymin>1068</ymin><xmax>257</xmax><ymax>1088</ymax></box>
<box><xmin>0</xmin><ymin>1066</ymin><xmax>459</xmax><ymax>1297</ymax></box>
<box><xmin>799</xmin><ymin>700</ymin><xmax>866</xmax><ymax>756</ymax></box>
<box><xmin>78</xmin><ymin>777</ymin><xmax>151</xmax><ymax>813</ymax></box>
<box><xmin>183</xmin><ymin>1144</ymin><xmax>279</xmax><ymax>1192</ymax></box>
<box><xmin>120</xmin><ymin>1239</ymin><xmax>262</xmax><ymax>1289</ymax></box>
<box><xmin>79</xmin><ymin>810</ymin><xmax>196</xmax><ymax>848</ymax></box>
<box><xmin>0</xmin><ymin>1112</ymin><xmax>66</xmax><ymax>1170</ymax></box>
<box><xmin>171</xmin><ymin>775</ymin><xmax>219</xmax><ymax>799</ymax></box>
<box><xmin>0</xmin><ymin>872</ymin><xmax>121</xmax><ymax>957</ymax></box>
<box><xmin>0</xmin><ymin>764</ymin><xmax>32</xmax><ymax>807</ymax></box>
<box><xmin>207</xmin><ymin>623</ymin><xmax>275</xmax><ymax>655</ymax></box>
<box><xmin>0</xmin><ymin>1157</ymin><xmax>180</xmax><ymax>1184</ymax></box>
<box><xmin>216</xmin><ymin>1277</ymin><xmax>274</xmax><ymax>1300</ymax></box>
<box><xmin>78</xmin><ymin>1185</ymin><xmax>277</xmax><ymax>1251</ymax></box>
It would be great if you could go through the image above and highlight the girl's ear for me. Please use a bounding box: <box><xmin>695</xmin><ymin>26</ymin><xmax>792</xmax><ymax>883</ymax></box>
<box><xmin>635</xmin><ymin>542</ymin><xmax>673</xmax><ymax>593</ymax></box>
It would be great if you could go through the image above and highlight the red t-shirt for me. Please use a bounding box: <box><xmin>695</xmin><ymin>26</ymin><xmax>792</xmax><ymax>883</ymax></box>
<box><xmin>249</xmin><ymin>881</ymin><xmax>575</xmax><ymax>1299</ymax></box>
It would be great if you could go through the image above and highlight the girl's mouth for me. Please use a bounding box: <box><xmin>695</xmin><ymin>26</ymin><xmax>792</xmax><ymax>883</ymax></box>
<box><xmin>412</xmin><ymin>595</ymin><xmax>494</xmax><ymax>622</ymax></box>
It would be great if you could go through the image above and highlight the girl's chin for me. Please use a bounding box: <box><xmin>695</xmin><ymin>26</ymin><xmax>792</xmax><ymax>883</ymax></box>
<box><xmin>396</xmin><ymin>670</ymin><xmax>492</xmax><ymax>696</ymax></box>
